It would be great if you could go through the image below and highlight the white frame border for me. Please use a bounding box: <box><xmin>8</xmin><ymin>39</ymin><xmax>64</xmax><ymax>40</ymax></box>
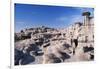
<box><xmin>11</xmin><ymin>0</ymin><xmax>95</xmax><ymax>69</ymax></box>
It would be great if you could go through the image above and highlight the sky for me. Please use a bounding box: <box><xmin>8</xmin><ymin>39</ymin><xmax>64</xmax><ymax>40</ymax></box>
<box><xmin>15</xmin><ymin>3</ymin><xmax>94</xmax><ymax>32</ymax></box>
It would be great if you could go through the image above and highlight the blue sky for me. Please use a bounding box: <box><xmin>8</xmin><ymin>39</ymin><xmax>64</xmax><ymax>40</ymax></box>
<box><xmin>15</xmin><ymin>3</ymin><xmax>94</xmax><ymax>32</ymax></box>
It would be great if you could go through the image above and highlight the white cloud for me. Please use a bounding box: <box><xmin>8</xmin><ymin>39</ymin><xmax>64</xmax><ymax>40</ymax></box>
<box><xmin>55</xmin><ymin>16</ymin><xmax>69</xmax><ymax>23</ymax></box>
<box><xmin>70</xmin><ymin>15</ymin><xmax>83</xmax><ymax>23</ymax></box>
<box><xmin>56</xmin><ymin>15</ymin><xmax>83</xmax><ymax>25</ymax></box>
<box><xmin>58</xmin><ymin>16</ymin><xmax>68</xmax><ymax>21</ymax></box>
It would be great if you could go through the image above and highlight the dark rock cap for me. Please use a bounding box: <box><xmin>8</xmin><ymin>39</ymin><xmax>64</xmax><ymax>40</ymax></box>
<box><xmin>82</xmin><ymin>12</ymin><xmax>91</xmax><ymax>16</ymax></box>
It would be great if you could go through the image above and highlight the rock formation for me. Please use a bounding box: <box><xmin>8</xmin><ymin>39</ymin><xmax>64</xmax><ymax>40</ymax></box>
<box><xmin>15</xmin><ymin>12</ymin><xmax>94</xmax><ymax>65</ymax></box>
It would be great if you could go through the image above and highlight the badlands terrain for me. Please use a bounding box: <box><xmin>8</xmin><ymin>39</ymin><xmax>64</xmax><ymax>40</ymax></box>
<box><xmin>15</xmin><ymin>22</ymin><xmax>94</xmax><ymax>65</ymax></box>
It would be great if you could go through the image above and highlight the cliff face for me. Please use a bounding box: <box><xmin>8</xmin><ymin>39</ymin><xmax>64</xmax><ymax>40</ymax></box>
<box><xmin>15</xmin><ymin>23</ymin><xmax>94</xmax><ymax>65</ymax></box>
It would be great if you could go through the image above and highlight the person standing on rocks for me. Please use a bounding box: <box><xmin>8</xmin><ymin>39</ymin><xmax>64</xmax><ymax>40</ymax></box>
<box><xmin>72</xmin><ymin>23</ymin><xmax>82</xmax><ymax>55</ymax></box>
